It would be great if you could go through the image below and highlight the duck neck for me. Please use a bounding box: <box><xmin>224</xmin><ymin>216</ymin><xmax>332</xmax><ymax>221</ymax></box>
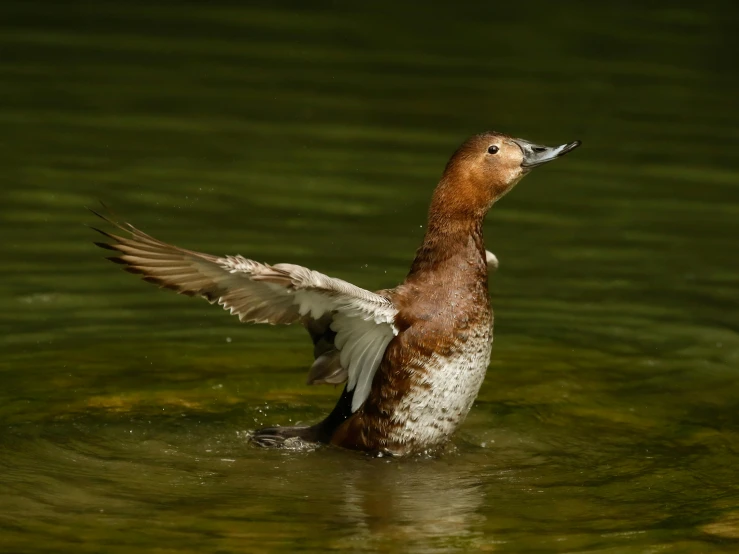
<box><xmin>408</xmin><ymin>204</ymin><xmax>487</xmax><ymax>280</ymax></box>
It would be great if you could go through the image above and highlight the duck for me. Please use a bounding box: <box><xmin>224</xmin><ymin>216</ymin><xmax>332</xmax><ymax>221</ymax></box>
<box><xmin>91</xmin><ymin>132</ymin><xmax>580</xmax><ymax>456</ymax></box>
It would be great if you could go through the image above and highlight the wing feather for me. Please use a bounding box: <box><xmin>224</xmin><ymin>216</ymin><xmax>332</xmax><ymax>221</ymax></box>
<box><xmin>91</xmin><ymin>209</ymin><xmax>397</xmax><ymax>411</ymax></box>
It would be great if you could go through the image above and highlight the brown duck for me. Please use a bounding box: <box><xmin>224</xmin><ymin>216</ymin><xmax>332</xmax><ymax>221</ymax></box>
<box><xmin>92</xmin><ymin>132</ymin><xmax>580</xmax><ymax>456</ymax></box>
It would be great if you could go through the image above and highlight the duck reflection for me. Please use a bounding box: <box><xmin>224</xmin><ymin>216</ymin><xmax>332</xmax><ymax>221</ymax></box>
<box><xmin>336</xmin><ymin>453</ymin><xmax>486</xmax><ymax>547</ymax></box>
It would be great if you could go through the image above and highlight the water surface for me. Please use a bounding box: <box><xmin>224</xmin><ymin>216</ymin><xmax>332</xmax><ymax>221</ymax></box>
<box><xmin>2</xmin><ymin>2</ymin><xmax>739</xmax><ymax>552</ymax></box>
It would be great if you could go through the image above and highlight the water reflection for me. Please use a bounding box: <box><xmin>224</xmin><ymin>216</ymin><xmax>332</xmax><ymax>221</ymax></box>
<box><xmin>338</xmin><ymin>456</ymin><xmax>485</xmax><ymax>548</ymax></box>
<box><xmin>1</xmin><ymin>420</ymin><xmax>488</xmax><ymax>551</ymax></box>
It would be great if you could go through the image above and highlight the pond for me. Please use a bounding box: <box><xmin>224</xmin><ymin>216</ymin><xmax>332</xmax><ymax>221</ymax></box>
<box><xmin>1</xmin><ymin>1</ymin><xmax>739</xmax><ymax>552</ymax></box>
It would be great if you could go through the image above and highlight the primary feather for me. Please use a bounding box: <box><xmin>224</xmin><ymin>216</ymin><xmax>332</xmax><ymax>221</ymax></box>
<box><xmin>92</xmin><ymin>210</ymin><xmax>398</xmax><ymax>412</ymax></box>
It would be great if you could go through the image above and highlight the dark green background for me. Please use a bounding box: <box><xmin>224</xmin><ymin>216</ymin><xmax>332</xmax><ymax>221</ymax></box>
<box><xmin>1</xmin><ymin>1</ymin><xmax>738</xmax><ymax>552</ymax></box>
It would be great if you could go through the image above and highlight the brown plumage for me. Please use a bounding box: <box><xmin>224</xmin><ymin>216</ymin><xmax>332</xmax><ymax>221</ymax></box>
<box><xmin>92</xmin><ymin>132</ymin><xmax>580</xmax><ymax>456</ymax></box>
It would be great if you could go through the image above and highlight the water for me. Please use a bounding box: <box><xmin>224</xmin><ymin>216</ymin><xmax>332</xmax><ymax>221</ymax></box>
<box><xmin>1</xmin><ymin>1</ymin><xmax>739</xmax><ymax>552</ymax></box>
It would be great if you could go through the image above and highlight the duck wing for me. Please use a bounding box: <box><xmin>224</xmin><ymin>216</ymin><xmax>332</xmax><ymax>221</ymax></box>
<box><xmin>304</xmin><ymin>250</ymin><xmax>497</xmax><ymax>388</ymax></box>
<box><xmin>91</xmin><ymin>210</ymin><xmax>398</xmax><ymax>412</ymax></box>
<box><xmin>485</xmin><ymin>250</ymin><xmax>499</xmax><ymax>272</ymax></box>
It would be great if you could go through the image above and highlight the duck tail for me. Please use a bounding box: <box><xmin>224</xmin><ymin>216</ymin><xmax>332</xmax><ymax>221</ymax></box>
<box><xmin>250</xmin><ymin>386</ymin><xmax>354</xmax><ymax>448</ymax></box>
<box><xmin>250</xmin><ymin>424</ymin><xmax>319</xmax><ymax>447</ymax></box>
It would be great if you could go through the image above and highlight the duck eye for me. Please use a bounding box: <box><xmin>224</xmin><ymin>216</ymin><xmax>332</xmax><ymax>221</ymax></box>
<box><xmin>487</xmin><ymin>145</ymin><xmax>499</xmax><ymax>155</ymax></box>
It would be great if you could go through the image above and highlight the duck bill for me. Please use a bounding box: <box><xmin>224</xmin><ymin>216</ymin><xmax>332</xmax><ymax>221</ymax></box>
<box><xmin>513</xmin><ymin>138</ymin><xmax>581</xmax><ymax>170</ymax></box>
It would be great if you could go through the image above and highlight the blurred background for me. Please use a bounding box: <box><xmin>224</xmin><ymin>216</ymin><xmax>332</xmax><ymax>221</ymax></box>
<box><xmin>1</xmin><ymin>1</ymin><xmax>738</xmax><ymax>552</ymax></box>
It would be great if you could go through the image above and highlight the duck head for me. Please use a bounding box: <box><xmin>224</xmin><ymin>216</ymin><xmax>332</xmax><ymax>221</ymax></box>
<box><xmin>432</xmin><ymin>132</ymin><xmax>580</xmax><ymax>219</ymax></box>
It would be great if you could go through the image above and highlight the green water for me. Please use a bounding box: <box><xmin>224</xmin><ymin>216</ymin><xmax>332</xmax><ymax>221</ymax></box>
<box><xmin>2</xmin><ymin>1</ymin><xmax>739</xmax><ymax>552</ymax></box>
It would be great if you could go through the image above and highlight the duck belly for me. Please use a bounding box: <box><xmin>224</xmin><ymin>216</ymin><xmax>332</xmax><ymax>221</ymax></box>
<box><xmin>388</xmin><ymin>328</ymin><xmax>493</xmax><ymax>452</ymax></box>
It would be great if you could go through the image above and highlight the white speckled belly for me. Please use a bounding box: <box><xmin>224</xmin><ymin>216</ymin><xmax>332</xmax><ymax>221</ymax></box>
<box><xmin>389</xmin><ymin>324</ymin><xmax>493</xmax><ymax>450</ymax></box>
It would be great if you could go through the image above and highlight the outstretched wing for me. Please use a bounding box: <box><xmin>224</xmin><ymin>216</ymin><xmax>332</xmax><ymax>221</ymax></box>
<box><xmin>91</xmin><ymin>210</ymin><xmax>397</xmax><ymax>412</ymax></box>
